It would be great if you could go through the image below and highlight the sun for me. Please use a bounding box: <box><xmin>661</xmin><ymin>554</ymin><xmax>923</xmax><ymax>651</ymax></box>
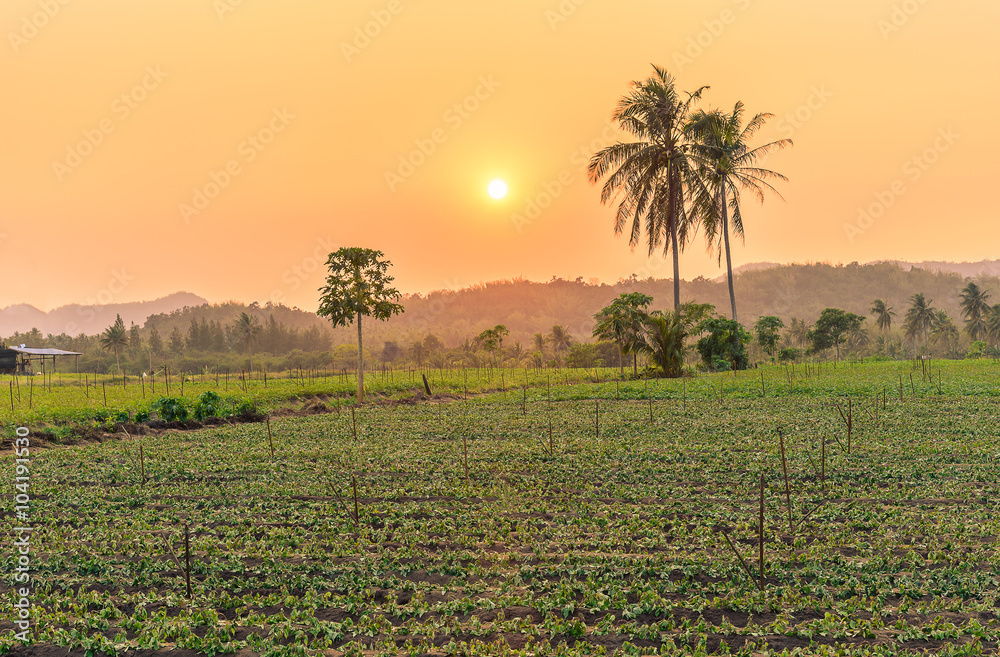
<box><xmin>487</xmin><ymin>179</ymin><xmax>508</xmax><ymax>199</ymax></box>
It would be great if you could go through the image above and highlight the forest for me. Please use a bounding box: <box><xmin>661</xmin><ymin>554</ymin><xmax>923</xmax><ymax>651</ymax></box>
<box><xmin>4</xmin><ymin>261</ymin><xmax>999</xmax><ymax>377</ymax></box>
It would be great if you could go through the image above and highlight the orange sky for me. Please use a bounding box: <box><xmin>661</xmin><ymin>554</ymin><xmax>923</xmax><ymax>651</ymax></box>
<box><xmin>1</xmin><ymin>0</ymin><xmax>997</xmax><ymax>313</ymax></box>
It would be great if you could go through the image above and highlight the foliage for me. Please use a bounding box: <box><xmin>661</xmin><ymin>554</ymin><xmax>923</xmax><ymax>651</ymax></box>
<box><xmin>8</xmin><ymin>360</ymin><xmax>1000</xmax><ymax>654</ymax></box>
<box><xmin>686</xmin><ymin>102</ymin><xmax>791</xmax><ymax>322</ymax></box>
<box><xmin>808</xmin><ymin>307</ymin><xmax>865</xmax><ymax>360</ymax></box>
<box><xmin>151</xmin><ymin>396</ymin><xmax>189</xmax><ymax>422</ymax></box>
<box><xmin>635</xmin><ymin>310</ymin><xmax>688</xmax><ymax>377</ymax></box>
<box><xmin>592</xmin><ymin>292</ymin><xmax>654</xmax><ymax>375</ymax></box>
<box><xmin>588</xmin><ymin>65</ymin><xmax>708</xmax><ymax>310</ymax></box>
<box><xmin>194</xmin><ymin>390</ymin><xmax>223</xmax><ymax>420</ymax></box>
<box><xmin>753</xmin><ymin>315</ymin><xmax>784</xmax><ymax>356</ymax></box>
<box><xmin>317</xmin><ymin>247</ymin><xmax>404</xmax><ymax>403</ymax></box>
<box><xmin>99</xmin><ymin>314</ymin><xmax>129</xmax><ymax>373</ymax></box>
<box><xmin>694</xmin><ymin>317</ymin><xmax>751</xmax><ymax>371</ymax></box>
<box><xmin>777</xmin><ymin>346</ymin><xmax>801</xmax><ymax>362</ymax></box>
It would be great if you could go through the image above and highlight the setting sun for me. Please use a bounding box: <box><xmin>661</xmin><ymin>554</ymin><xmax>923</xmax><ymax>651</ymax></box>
<box><xmin>487</xmin><ymin>179</ymin><xmax>508</xmax><ymax>199</ymax></box>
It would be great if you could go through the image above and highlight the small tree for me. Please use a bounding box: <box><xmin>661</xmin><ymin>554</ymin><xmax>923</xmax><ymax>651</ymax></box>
<box><xmin>317</xmin><ymin>248</ymin><xmax>404</xmax><ymax>404</ymax></box>
<box><xmin>753</xmin><ymin>316</ymin><xmax>784</xmax><ymax>357</ymax></box>
<box><xmin>808</xmin><ymin>308</ymin><xmax>864</xmax><ymax>361</ymax></box>
<box><xmin>477</xmin><ymin>324</ymin><xmax>509</xmax><ymax>368</ymax></box>
<box><xmin>100</xmin><ymin>314</ymin><xmax>129</xmax><ymax>374</ymax></box>
<box><xmin>695</xmin><ymin>317</ymin><xmax>751</xmax><ymax>371</ymax></box>
<box><xmin>234</xmin><ymin>312</ymin><xmax>261</xmax><ymax>370</ymax></box>
<box><xmin>592</xmin><ymin>292</ymin><xmax>654</xmax><ymax>377</ymax></box>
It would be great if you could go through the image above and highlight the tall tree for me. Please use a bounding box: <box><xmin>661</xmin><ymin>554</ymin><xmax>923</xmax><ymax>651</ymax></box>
<box><xmin>985</xmin><ymin>305</ymin><xmax>1000</xmax><ymax>346</ymax></box>
<box><xmin>592</xmin><ymin>292</ymin><xmax>654</xmax><ymax>376</ymax></box>
<box><xmin>549</xmin><ymin>325</ymin><xmax>573</xmax><ymax>365</ymax></box>
<box><xmin>317</xmin><ymin>248</ymin><xmax>404</xmax><ymax>404</ymax></box>
<box><xmin>753</xmin><ymin>316</ymin><xmax>784</xmax><ymax>357</ymax></box>
<box><xmin>903</xmin><ymin>293</ymin><xmax>935</xmax><ymax>354</ymax></box>
<box><xmin>532</xmin><ymin>332</ymin><xmax>548</xmax><ymax>361</ymax></box>
<box><xmin>687</xmin><ymin>102</ymin><xmax>791</xmax><ymax>322</ymax></box>
<box><xmin>959</xmin><ymin>281</ymin><xmax>991</xmax><ymax>341</ymax></box>
<box><xmin>807</xmin><ymin>308</ymin><xmax>864</xmax><ymax>361</ymax></box>
<box><xmin>234</xmin><ymin>312</ymin><xmax>261</xmax><ymax>371</ymax></box>
<box><xmin>100</xmin><ymin>314</ymin><xmax>129</xmax><ymax>374</ymax></box>
<box><xmin>869</xmin><ymin>299</ymin><xmax>895</xmax><ymax>332</ymax></box>
<box><xmin>588</xmin><ymin>65</ymin><xmax>707</xmax><ymax>311</ymax></box>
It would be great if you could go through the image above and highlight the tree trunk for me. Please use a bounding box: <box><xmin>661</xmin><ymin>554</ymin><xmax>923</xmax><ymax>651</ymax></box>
<box><xmin>356</xmin><ymin>312</ymin><xmax>364</xmax><ymax>404</ymax></box>
<box><xmin>633</xmin><ymin>353</ymin><xmax>638</xmax><ymax>377</ymax></box>
<box><xmin>721</xmin><ymin>185</ymin><xmax>737</xmax><ymax>323</ymax></box>
<box><xmin>619</xmin><ymin>343</ymin><xmax>623</xmax><ymax>378</ymax></box>
<box><xmin>670</xmin><ymin>221</ymin><xmax>680</xmax><ymax>312</ymax></box>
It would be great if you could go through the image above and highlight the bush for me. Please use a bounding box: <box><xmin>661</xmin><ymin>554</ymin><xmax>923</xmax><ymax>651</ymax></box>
<box><xmin>778</xmin><ymin>347</ymin><xmax>801</xmax><ymax>362</ymax></box>
<box><xmin>151</xmin><ymin>397</ymin><xmax>189</xmax><ymax>422</ymax></box>
<box><xmin>967</xmin><ymin>341</ymin><xmax>988</xmax><ymax>359</ymax></box>
<box><xmin>194</xmin><ymin>391</ymin><xmax>223</xmax><ymax>420</ymax></box>
<box><xmin>695</xmin><ymin>318</ymin><xmax>751</xmax><ymax>372</ymax></box>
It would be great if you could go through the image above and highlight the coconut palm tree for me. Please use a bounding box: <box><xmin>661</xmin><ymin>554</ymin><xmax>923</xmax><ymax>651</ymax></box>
<box><xmin>870</xmin><ymin>299</ymin><xmax>895</xmax><ymax>332</ymax></box>
<box><xmin>787</xmin><ymin>317</ymin><xmax>810</xmax><ymax>350</ymax></box>
<box><xmin>903</xmin><ymin>293</ymin><xmax>935</xmax><ymax>355</ymax></box>
<box><xmin>686</xmin><ymin>103</ymin><xmax>791</xmax><ymax>322</ymax></box>
<box><xmin>635</xmin><ymin>310</ymin><xmax>687</xmax><ymax>378</ymax></box>
<box><xmin>100</xmin><ymin>314</ymin><xmax>129</xmax><ymax>374</ymax></box>
<box><xmin>959</xmin><ymin>281</ymin><xmax>991</xmax><ymax>341</ymax></box>
<box><xmin>549</xmin><ymin>325</ymin><xmax>573</xmax><ymax>365</ymax></box>
<box><xmin>588</xmin><ymin>65</ymin><xmax>708</xmax><ymax>311</ymax></box>
<box><xmin>930</xmin><ymin>310</ymin><xmax>960</xmax><ymax>356</ymax></box>
<box><xmin>234</xmin><ymin>311</ymin><xmax>261</xmax><ymax>371</ymax></box>
<box><xmin>986</xmin><ymin>305</ymin><xmax>1000</xmax><ymax>346</ymax></box>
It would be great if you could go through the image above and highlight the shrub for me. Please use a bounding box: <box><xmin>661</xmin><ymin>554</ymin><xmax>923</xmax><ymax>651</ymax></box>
<box><xmin>151</xmin><ymin>397</ymin><xmax>189</xmax><ymax>422</ymax></box>
<box><xmin>194</xmin><ymin>391</ymin><xmax>223</xmax><ymax>420</ymax></box>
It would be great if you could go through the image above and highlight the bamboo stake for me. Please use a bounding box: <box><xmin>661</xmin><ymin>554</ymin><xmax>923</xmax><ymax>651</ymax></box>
<box><xmin>758</xmin><ymin>473</ymin><xmax>765</xmax><ymax>590</ymax></box>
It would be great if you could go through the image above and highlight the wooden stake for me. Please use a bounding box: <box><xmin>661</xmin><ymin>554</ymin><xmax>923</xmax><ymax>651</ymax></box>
<box><xmin>758</xmin><ymin>473</ymin><xmax>765</xmax><ymax>591</ymax></box>
<box><xmin>778</xmin><ymin>429</ymin><xmax>792</xmax><ymax>531</ymax></box>
<box><xmin>351</xmin><ymin>408</ymin><xmax>357</xmax><ymax>441</ymax></box>
<box><xmin>266</xmin><ymin>417</ymin><xmax>275</xmax><ymax>458</ymax></box>
<box><xmin>184</xmin><ymin>524</ymin><xmax>193</xmax><ymax>598</ymax></box>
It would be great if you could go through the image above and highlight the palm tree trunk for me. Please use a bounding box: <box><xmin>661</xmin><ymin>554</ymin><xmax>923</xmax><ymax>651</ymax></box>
<box><xmin>720</xmin><ymin>185</ymin><xmax>737</xmax><ymax>323</ymax></box>
<box><xmin>618</xmin><ymin>344</ymin><xmax>623</xmax><ymax>378</ymax></box>
<box><xmin>356</xmin><ymin>312</ymin><xmax>364</xmax><ymax>404</ymax></box>
<box><xmin>670</xmin><ymin>221</ymin><xmax>680</xmax><ymax>312</ymax></box>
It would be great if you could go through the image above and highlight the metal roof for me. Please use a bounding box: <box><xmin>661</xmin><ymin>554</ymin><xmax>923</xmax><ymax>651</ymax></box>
<box><xmin>9</xmin><ymin>347</ymin><xmax>82</xmax><ymax>356</ymax></box>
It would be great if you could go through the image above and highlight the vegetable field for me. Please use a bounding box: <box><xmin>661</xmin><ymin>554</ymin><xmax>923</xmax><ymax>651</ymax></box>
<box><xmin>4</xmin><ymin>360</ymin><xmax>1000</xmax><ymax>656</ymax></box>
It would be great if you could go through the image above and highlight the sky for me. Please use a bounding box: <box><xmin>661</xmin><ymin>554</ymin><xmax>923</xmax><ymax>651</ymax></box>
<box><xmin>1</xmin><ymin>0</ymin><xmax>997</xmax><ymax>312</ymax></box>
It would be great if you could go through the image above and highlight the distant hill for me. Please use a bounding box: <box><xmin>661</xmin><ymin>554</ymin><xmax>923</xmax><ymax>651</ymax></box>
<box><xmin>391</xmin><ymin>261</ymin><xmax>999</xmax><ymax>348</ymax></box>
<box><xmin>0</xmin><ymin>292</ymin><xmax>207</xmax><ymax>337</ymax></box>
<box><xmin>4</xmin><ymin>259</ymin><xmax>999</xmax><ymax>348</ymax></box>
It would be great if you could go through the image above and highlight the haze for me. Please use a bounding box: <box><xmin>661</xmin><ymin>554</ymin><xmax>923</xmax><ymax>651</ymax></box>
<box><xmin>1</xmin><ymin>0</ymin><xmax>996</xmax><ymax>311</ymax></box>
